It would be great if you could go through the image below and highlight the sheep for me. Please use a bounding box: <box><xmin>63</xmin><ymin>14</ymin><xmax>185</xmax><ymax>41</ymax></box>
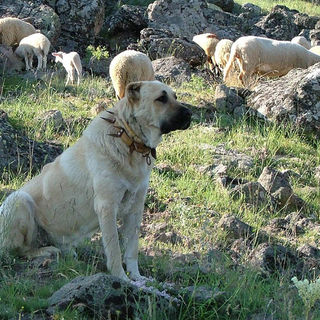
<box><xmin>291</xmin><ymin>36</ymin><xmax>311</xmax><ymax>49</ymax></box>
<box><xmin>223</xmin><ymin>36</ymin><xmax>320</xmax><ymax>86</ymax></box>
<box><xmin>0</xmin><ymin>44</ymin><xmax>24</xmax><ymax>72</ymax></box>
<box><xmin>192</xmin><ymin>33</ymin><xmax>219</xmax><ymax>69</ymax></box>
<box><xmin>214</xmin><ymin>39</ymin><xmax>234</xmax><ymax>71</ymax></box>
<box><xmin>310</xmin><ymin>46</ymin><xmax>320</xmax><ymax>55</ymax></box>
<box><xmin>0</xmin><ymin>17</ymin><xmax>37</xmax><ymax>46</ymax></box>
<box><xmin>109</xmin><ymin>50</ymin><xmax>155</xmax><ymax>99</ymax></box>
<box><xmin>52</xmin><ymin>51</ymin><xmax>82</xmax><ymax>85</ymax></box>
<box><xmin>15</xmin><ymin>33</ymin><xmax>50</xmax><ymax>71</ymax></box>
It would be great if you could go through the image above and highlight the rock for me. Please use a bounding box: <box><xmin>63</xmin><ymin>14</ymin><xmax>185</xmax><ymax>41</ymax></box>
<box><xmin>104</xmin><ymin>5</ymin><xmax>148</xmax><ymax>51</ymax></box>
<box><xmin>0</xmin><ymin>110</ymin><xmax>62</xmax><ymax>177</ymax></box>
<box><xmin>130</xmin><ymin>28</ymin><xmax>206</xmax><ymax>66</ymax></box>
<box><xmin>0</xmin><ymin>0</ymin><xmax>61</xmax><ymax>45</ymax></box>
<box><xmin>230</xmin><ymin>182</ymin><xmax>272</xmax><ymax>207</ymax></box>
<box><xmin>0</xmin><ymin>45</ymin><xmax>24</xmax><ymax>73</ymax></box>
<box><xmin>247</xmin><ymin>63</ymin><xmax>320</xmax><ymax>136</ymax></box>
<box><xmin>240</xmin><ymin>3</ymin><xmax>262</xmax><ymax>18</ymax></box>
<box><xmin>248</xmin><ymin>243</ymin><xmax>302</xmax><ymax>274</ymax></box>
<box><xmin>207</xmin><ymin>0</ymin><xmax>234</xmax><ymax>13</ymax></box>
<box><xmin>214</xmin><ymin>84</ymin><xmax>244</xmax><ymax>114</ymax></box>
<box><xmin>47</xmin><ymin>273</ymin><xmax>178</xmax><ymax>319</ymax></box>
<box><xmin>182</xmin><ymin>285</ymin><xmax>225</xmax><ymax>303</ymax></box>
<box><xmin>152</xmin><ymin>57</ymin><xmax>194</xmax><ymax>85</ymax></box>
<box><xmin>310</xmin><ymin>28</ymin><xmax>320</xmax><ymax>46</ymax></box>
<box><xmin>255</xmin><ymin>5</ymin><xmax>299</xmax><ymax>41</ymax></box>
<box><xmin>37</xmin><ymin>110</ymin><xmax>66</xmax><ymax>132</ymax></box>
<box><xmin>217</xmin><ymin>214</ymin><xmax>253</xmax><ymax>240</ymax></box>
<box><xmin>53</xmin><ymin>0</ymin><xmax>105</xmax><ymax>53</ymax></box>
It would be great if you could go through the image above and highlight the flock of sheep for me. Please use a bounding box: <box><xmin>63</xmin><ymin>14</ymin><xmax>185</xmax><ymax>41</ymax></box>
<box><xmin>2</xmin><ymin>15</ymin><xmax>320</xmax><ymax>95</ymax></box>
<box><xmin>193</xmin><ymin>32</ymin><xmax>320</xmax><ymax>86</ymax></box>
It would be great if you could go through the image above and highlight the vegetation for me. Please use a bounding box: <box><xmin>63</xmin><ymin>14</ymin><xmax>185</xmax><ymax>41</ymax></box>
<box><xmin>1</xmin><ymin>0</ymin><xmax>320</xmax><ymax>319</ymax></box>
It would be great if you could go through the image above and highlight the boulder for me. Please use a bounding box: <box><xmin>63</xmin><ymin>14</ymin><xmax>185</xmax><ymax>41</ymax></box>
<box><xmin>214</xmin><ymin>84</ymin><xmax>244</xmax><ymax>114</ymax></box>
<box><xmin>47</xmin><ymin>273</ymin><xmax>178</xmax><ymax>319</ymax></box>
<box><xmin>247</xmin><ymin>63</ymin><xmax>320</xmax><ymax>136</ymax></box>
<box><xmin>0</xmin><ymin>110</ymin><xmax>62</xmax><ymax>177</ymax></box>
<box><xmin>207</xmin><ymin>0</ymin><xmax>234</xmax><ymax>13</ymax></box>
<box><xmin>104</xmin><ymin>5</ymin><xmax>148</xmax><ymax>52</ymax></box>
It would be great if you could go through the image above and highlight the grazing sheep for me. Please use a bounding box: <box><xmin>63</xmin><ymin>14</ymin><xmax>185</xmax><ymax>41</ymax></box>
<box><xmin>0</xmin><ymin>17</ymin><xmax>37</xmax><ymax>46</ymax></box>
<box><xmin>52</xmin><ymin>51</ymin><xmax>82</xmax><ymax>85</ymax></box>
<box><xmin>214</xmin><ymin>39</ymin><xmax>234</xmax><ymax>71</ymax></box>
<box><xmin>310</xmin><ymin>46</ymin><xmax>320</xmax><ymax>55</ymax></box>
<box><xmin>224</xmin><ymin>36</ymin><xmax>320</xmax><ymax>86</ymax></box>
<box><xmin>109</xmin><ymin>50</ymin><xmax>155</xmax><ymax>99</ymax></box>
<box><xmin>15</xmin><ymin>33</ymin><xmax>50</xmax><ymax>71</ymax></box>
<box><xmin>291</xmin><ymin>36</ymin><xmax>311</xmax><ymax>49</ymax></box>
<box><xmin>192</xmin><ymin>33</ymin><xmax>219</xmax><ymax>69</ymax></box>
<box><xmin>0</xmin><ymin>44</ymin><xmax>24</xmax><ymax>72</ymax></box>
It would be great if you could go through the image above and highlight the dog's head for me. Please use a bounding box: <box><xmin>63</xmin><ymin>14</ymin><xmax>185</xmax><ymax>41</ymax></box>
<box><xmin>123</xmin><ymin>81</ymin><xmax>192</xmax><ymax>141</ymax></box>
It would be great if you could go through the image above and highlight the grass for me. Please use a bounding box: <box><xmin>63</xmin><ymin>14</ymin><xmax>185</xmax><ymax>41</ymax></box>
<box><xmin>1</xmin><ymin>71</ymin><xmax>319</xmax><ymax>319</ymax></box>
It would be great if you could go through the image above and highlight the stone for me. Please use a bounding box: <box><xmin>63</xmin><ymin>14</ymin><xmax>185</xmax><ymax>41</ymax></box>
<box><xmin>47</xmin><ymin>273</ymin><xmax>178</xmax><ymax>319</ymax></box>
<box><xmin>217</xmin><ymin>214</ymin><xmax>253</xmax><ymax>240</ymax></box>
<box><xmin>207</xmin><ymin>0</ymin><xmax>234</xmax><ymax>13</ymax></box>
<box><xmin>38</xmin><ymin>110</ymin><xmax>66</xmax><ymax>132</ymax></box>
<box><xmin>247</xmin><ymin>63</ymin><xmax>320</xmax><ymax>136</ymax></box>
<box><xmin>214</xmin><ymin>84</ymin><xmax>244</xmax><ymax>114</ymax></box>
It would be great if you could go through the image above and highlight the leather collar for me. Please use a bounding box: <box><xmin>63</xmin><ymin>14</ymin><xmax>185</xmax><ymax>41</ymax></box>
<box><xmin>101</xmin><ymin>111</ymin><xmax>156</xmax><ymax>165</ymax></box>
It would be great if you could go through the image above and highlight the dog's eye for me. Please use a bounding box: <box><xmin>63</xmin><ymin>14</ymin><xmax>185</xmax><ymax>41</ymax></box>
<box><xmin>156</xmin><ymin>95</ymin><xmax>168</xmax><ymax>103</ymax></box>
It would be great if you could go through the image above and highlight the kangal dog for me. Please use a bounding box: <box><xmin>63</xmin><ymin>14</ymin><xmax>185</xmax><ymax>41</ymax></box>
<box><xmin>0</xmin><ymin>81</ymin><xmax>192</xmax><ymax>281</ymax></box>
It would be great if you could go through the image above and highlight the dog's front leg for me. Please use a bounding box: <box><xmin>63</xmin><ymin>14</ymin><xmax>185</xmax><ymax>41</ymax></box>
<box><xmin>94</xmin><ymin>196</ymin><xmax>129</xmax><ymax>282</ymax></box>
<box><xmin>120</xmin><ymin>187</ymin><xmax>147</xmax><ymax>280</ymax></box>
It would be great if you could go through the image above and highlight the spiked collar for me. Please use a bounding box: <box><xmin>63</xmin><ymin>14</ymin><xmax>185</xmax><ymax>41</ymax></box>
<box><xmin>101</xmin><ymin>111</ymin><xmax>156</xmax><ymax>165</ymax></box>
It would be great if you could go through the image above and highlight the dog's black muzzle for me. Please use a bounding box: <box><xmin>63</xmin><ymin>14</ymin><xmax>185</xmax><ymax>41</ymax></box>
<box><xmin>160</xmin><ymin>106</ymin><xmax>192</xmax><ymax>134</ymax></box>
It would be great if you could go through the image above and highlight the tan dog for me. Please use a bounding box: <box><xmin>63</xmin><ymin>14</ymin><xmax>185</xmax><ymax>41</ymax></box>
<box><xmin>0</xmin><ymin>81</ymin><xmax>191</xmax><ymax>281</ymax></box>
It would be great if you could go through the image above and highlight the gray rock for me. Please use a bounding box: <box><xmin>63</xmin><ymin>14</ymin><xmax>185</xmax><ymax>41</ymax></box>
<box><xmin>247</xmin><ymin>63</ymin><xmax>320</xmax><ymax>136</ymax></box>
<box><xmin>38</xmin><ymin>110</ymin><xmax>66</xmax><ymax>132</ymax></box>
<box><xmin>0</xmin><ymin>45</ymin><xmax>24</xmax><ymax>73</ymax></box>
<box><xmin>47</xmin><ymin>273</ymin><xmax>178</xmax><ymax>319</ymax></box>
<box><xmin>104</xmin><ymin>5</ymin><xmax>148</xmax><ymax>51</ymax></box>
<box><xmin>130</xmin><ymin>29</ymin><xmax>206</xmax><ymax>66</ymax></box>
<box><xmin>310</xmin><ymin>28</ymin><xmax>320</xmax><ymax>46</ymax></box>
<box><xmin>214</xmin><ymin>84</ymin><xmax>244</xmax><ymax>114</ymax></box>
<box><xmin>152</xmin><ymin>56</ymin><xmax>194</xmax><ymax>85</ymax></box>
<box><xmin>217</xmin><ymin>214</ymin><xmax>254</xmax><ymax>240</ymax></box>
<box><xmin>0</xmin><ymin>110</ymin><xmax>62</xmax><ymax>177</ymax></box>
<box><xmin>207</xmin><ymin>0</ymin><xmax>234</xmax><ymax>13</ymax></box>
<box><xmin>248</xmin><ymin>243</ymin><xmax>301</xmax><ymax>274</ymax></box>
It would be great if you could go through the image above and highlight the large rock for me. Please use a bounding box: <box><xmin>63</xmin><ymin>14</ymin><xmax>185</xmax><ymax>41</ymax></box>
<box><xmin>47</xmin><ymin>273</ymin><xmax>178</xmax><ymax>319</ymax></box>
<box><xmin>207</xmin><ymin>0</ymin><xmax>234</xmax><ymax>13</ymax></box>
<box><xmin>0</xmin><ymin>110</ymin><xmax>62</xmax><ymax>177</ymax></box>
<box><xmin>255</xmin><ymin>5</ymin><xmax>299</xmax><ymax>41</ymax></box>
<box><xmin>247</xmin><ymin>63</ymin><xmax>320</xmax><ymax>136</ymax></box>
<box><xmin>53</xmin><ymin>0</ymin><xmax>105</xmax><ymax>52</ymax></box>
<box><xmin>130</xmin><ymin>28</ymin><xmax>206</xmax><ymax>66</ymax></box>
<box><xmin>104</xmin><ymin>5</ymin><xmax>148</xmax><ymax>52</ymax></box>
<box><xmin>0</xmin><ymin>0</ymin><xmax>61</xmax><ymax>45</ymax></box>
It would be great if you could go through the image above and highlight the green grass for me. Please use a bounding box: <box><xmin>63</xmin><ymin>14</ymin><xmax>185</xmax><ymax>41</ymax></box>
<box><xmin>1</xmin><ymin>70</ymin><xmax>320</xmax><ymax>319</ymax></box>
<box><xmin>235</xmin><ymin>0</ymin><xmax>320</xmax><ymax>16</ymax></box>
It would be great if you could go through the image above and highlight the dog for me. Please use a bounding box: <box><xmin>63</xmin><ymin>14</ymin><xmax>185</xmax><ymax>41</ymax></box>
<box><xmin>0</xmin><ymin>80</ymin><xmax>192</xmax><ymax>281</ymax></box>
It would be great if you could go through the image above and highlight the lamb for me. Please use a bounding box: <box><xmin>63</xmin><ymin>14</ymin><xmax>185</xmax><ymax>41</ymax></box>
<box><xmin>310</xmin><ymin>46</ymin><xmax>320</xmax><ymax>55</ymax></box>
<box><xmin>192</xmin><ymin>33</ymin><xmax>219</xmax><ymax>69</ymax></box>
<box><xmin>291</xmin><ymin>36</ymin><xmax>311</xmax><ymax>49</ymax></box>
<box><xmin>15</xmin><ymin>33</ymin><xmax>50</xmax><ymax>71</ymax></box>
<box><xmin>109</xmin><ymin>50</ymin><xmax>155</xmax><ymax>99</ymax></box>
<box><xmin>224</xmin><ymin>36</ymin><xmax>320</xmax><ymax>86</ymax></box>
<box><xmin>0</xmin><ymin>17</ymin><xmax>37</xmax><ymax>46</ymax></box>
<box><xmin>214</xmin><ymin>39</ymin><xmax>234</xmax><ymax>71</ymax></box>
<box><xmin>52</xmin><ymin>51</ymin><xmax>82</xmax><ymax>85</ymax></box>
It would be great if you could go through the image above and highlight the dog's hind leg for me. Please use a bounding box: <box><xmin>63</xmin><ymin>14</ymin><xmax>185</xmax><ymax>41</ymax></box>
<box><xmin>0</xmin><ymin>191</ymin><xmax>60</xmax><ymax>258</ymax></box>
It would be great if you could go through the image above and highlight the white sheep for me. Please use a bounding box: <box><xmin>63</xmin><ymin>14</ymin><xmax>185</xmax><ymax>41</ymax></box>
<box><xmin>224</xmin><ymin>36</ymin><xmax>320</xmax><ymax>86</ymax></box>
<box><xmin>310</xmin><ymin>46</ymin><xmax>320</xmax><ymax>55</ymax></box>
<box><xmin>192</xmin><ymin>32</ymin><xmax>219</xmax><ymax>69</ymax></box>
<box><xmin>15</xmin><ymin>33</ymin><xmax>50</xmax><ymax>71</ymax></box>
<box><xmin>109</xmin><ymin>50</ymin><xmax>155</xmax><ymax>99</ymax></box>
<box><xmin>52</xmin><ymin>51</ymin><xmax>82</xmax><ymax>85</ymax></box>
<box><xmin>291</xmin><ymin>36</ymin><xmax>311</xmax><ymax>49</ymax></box>
<box><xmin>214</xmin><ymin>39</ymin><xmax>234</xmax><ymax>71</ymax></box>
<box><xmin>0</xmin><ymin>17</ymin><xmax>37</xmax><ymax>46</ymax></box>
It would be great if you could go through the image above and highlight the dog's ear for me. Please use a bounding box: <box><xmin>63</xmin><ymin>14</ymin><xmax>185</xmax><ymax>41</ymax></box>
<box><xmin>126</xmin><ymin>82</ymin><xmax>142</xmax><ymax>104</ymax></box>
